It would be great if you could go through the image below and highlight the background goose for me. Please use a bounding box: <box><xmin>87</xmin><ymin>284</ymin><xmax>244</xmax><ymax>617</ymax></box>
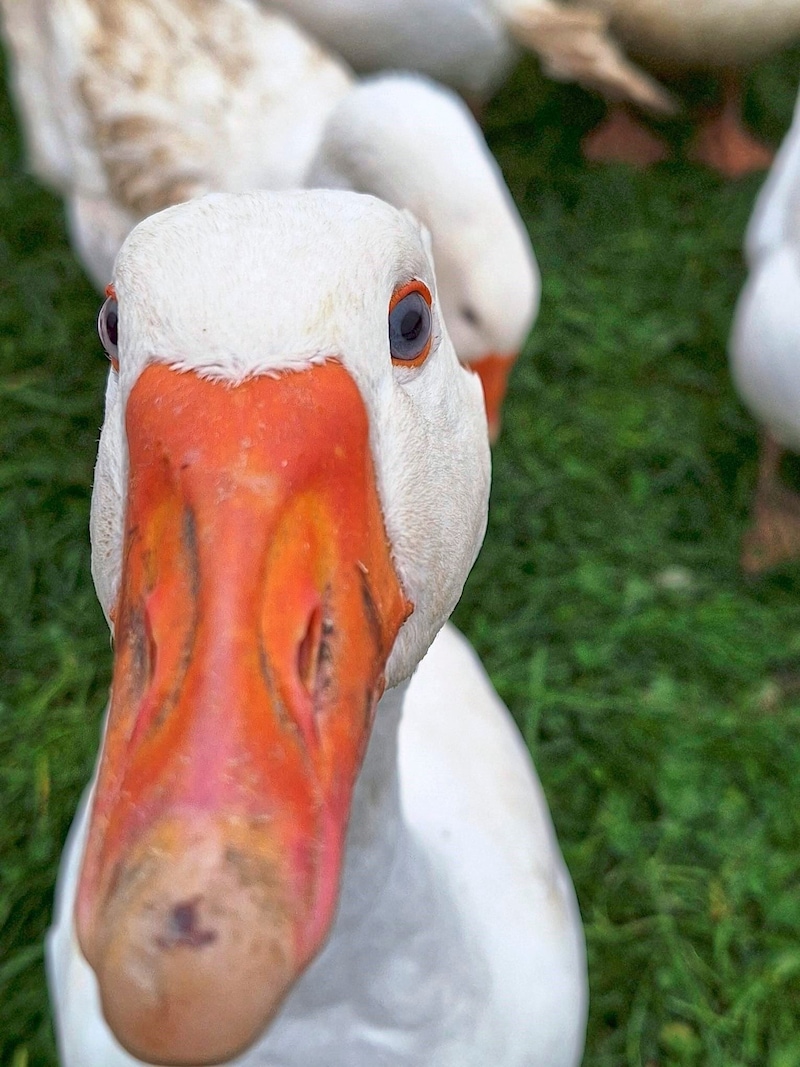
<box><xmin>730</xmin><ymin>85</ymin><xmax>800</xmax><ymax>572</ymax></box>
<box><xmin>268</xmin><ymin>0</ymin><xmax>800</xmax><ymax>174</ymax></box>
<box><xmin>264</xmin><ymin>0</ymin><xmax>676</xmax><ymax>112</ymax></box>
<box><xmin>47</xmin><ymin>188</ymin><xmax>588</xmax><ymax>1066</ymax></box>
<box><xmin>0</xmin><ymin>0</ymin><xmax>538</xmax><ymax>437</ymax></box>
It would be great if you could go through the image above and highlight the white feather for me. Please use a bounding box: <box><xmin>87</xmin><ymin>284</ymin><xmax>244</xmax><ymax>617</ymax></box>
<box><xmin>730</xmin><ymin>84</ymin><xmax>800</xmax><ymax>452</ymax></box>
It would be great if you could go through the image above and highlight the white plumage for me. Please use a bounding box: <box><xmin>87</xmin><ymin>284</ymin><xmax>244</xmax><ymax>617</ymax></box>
<box><xmin>265</xmin><ymin>0</ymin><xmax>800</xmax><ymax>174</ymax></box>
<box><xmin>729</xmin><ymin>86</ymin><xmax>800</xmax><ymax>571</ymax></box>
<box><xmin>267</xmin><ymin>0</ymin><xmax>800</xmax><ymax>106</ymax></box>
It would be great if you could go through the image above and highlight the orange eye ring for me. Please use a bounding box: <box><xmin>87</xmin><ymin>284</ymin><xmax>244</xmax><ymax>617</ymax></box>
<box><xmin>389</xmin><ymin>280</ymin><xmax>433</xmax><ymax>369</ymax></box>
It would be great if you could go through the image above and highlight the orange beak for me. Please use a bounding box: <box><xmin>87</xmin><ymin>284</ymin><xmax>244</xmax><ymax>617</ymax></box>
<box><xmin>76</xmin><ymin>361</ymin><xmax>412</xmax><ymax>1065</ymax></box>
<box><xmin>467</xmin><ymin>352</ymin><xmax>517</xmax><ymax>444</ymax></box>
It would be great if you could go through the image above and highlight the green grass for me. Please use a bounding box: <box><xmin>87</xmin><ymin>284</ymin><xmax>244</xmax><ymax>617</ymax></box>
<box><xmin>2</xmin><ymin>38</ymin><xmax>800</xmax><ymax>1067</ymax></box>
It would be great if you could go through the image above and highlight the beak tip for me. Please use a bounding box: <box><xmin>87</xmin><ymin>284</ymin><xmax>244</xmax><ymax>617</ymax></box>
<box><xmin>81</xmin><ymin>817</ymin><xmax>299</xmax><ymax>1065</ymax></box>
<box><xmin>97</xmin><ymin>934</ymin><xmax>296</xmax><ymax>1067</ymax></box>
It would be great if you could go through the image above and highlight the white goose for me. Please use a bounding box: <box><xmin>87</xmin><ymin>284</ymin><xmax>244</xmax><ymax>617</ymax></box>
<box><xmin>268</xmin><ymin>0</ymin><xmax>800</xmax><ymax>175</ymax></box>
<box><xmin>264</xmin><ymin>0</ymin><xmax>676</xmax><ymax>112</ymax></box>
<box><xmin>0</xmin><ymin>0</ymin><xmax>538</xmax><ymax>437</ymax></box>
<box><xmin>47</xmin><ymin>189</ymin><xmax>588</xmax><ymax>1067</ymax></box>
<box><xmin>729</xmin><ymin>85</ymin><xmax>800</xmax><ymax>572</ymax></box>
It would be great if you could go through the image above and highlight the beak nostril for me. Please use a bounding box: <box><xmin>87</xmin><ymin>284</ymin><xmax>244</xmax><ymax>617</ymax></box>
<box><xmin>143</xmin><ymin>599</ymin><xmax>158</xmax><ymax>686</ymax></box>
<box><xmin>297</xmin><ymin>602</ymin><xmax>334</xmax><ymax>702</ymax></box>
<box><xmin>297</xmin><ymin>605</ymin><xmax>322</xmax><ymax>696</ymax></box>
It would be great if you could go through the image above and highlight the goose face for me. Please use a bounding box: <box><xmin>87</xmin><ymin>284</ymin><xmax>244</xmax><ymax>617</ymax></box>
<box><xmin>80</xmin><ymin>189</ymin><xmax>490</xmax><ymax>1065</ymax></box>
<box><xmin>306</xmin><ymin>74</ymin><xmax>540</xmax><ymax>439</ymax></box>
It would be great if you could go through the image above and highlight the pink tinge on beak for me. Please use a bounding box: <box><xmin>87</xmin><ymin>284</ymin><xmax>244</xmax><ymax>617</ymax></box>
<box><xmin>467</xmin><ymin>352</ymin><xmax>517</xmax><ymax>443</ymax></box>
<box><xmin>76</xmin><ymin>361</ymin><xmax>412</xmax><ymax>1065</ymax></box>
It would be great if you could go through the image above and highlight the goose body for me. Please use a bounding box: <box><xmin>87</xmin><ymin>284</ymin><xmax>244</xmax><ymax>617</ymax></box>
<box><xmin>266</xmin><ymin>0</ymin><xmax>676</xmax><ymax>113</ymax></box>
<box><xmin>729</xmin><ymin>86</ymin><xmax>800</xmax><ymax>570</ymax></box>
<box><xmin>596</xmin><ymin>0</ymin><xmax>800</xmax><ymax>71</ymax></box>
<box><xmin>264</xmin><ymin>0</ymin><xmax>516</xmax><ymax>101</ymax></box>
<box><xmin>46</xmin><ymin>189</ymin><xmax>587</xmax><ymax>1066</ymax></box>
<box><xmin>0</xmin><ymin>0</ymin><xmax>538</xmax><ymax>432</ymax></box>
<box><xmin>732</xmin><ymin>82</ymin><xmax>800</xmax><ymax>453</ymax></box>
<box><xmin>268</xmin><ymin>0</ymin><xmax>800</xmax><ymax>174</ymax></box>
<box><xmin>269</xmin><ymin>0</ymin><xmax>800</xmax><ymax>105</ymax></box>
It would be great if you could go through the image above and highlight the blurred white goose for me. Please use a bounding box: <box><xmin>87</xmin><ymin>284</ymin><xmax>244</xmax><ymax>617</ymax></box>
<box><xmin>0</xmin><ymin>0</ymin><xmax>538</xmax><ymax>437</ymax></box>
<box><xmin>269</xmin><ymin>0</ymin><xmax>800</xmax><ymax>174</ymax></box>
<box><xmin>730</xmin><ymin>85</ymin><xmax>800</xmax><ymax>572</ymax></box>
<box><xmin>46</xmin><ymin>188</ymin><xmax>588</xmax><ymax>1066</ymax></box>
<box><xmin>266</xmin><ymin>0</ymin><xmax>676</xmax><ymax>112</ymax></box>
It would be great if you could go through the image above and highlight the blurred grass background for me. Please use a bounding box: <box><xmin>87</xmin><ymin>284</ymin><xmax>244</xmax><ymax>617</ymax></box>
<box><xmin>2</xmin><ymin>37</ymin><xmax>800</xmax><ymax>1067</ymax></box>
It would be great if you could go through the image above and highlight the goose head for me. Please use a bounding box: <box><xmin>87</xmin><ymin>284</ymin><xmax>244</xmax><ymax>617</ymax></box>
<box><xmin>306</xmin><ymin>73</ymin><xmax>540</xmax><ymax>440</ymax></box>
<box><xmin>80</xmin><ymin>189</ymin><xmax>490</xmax><ymax>1065</ymax></box>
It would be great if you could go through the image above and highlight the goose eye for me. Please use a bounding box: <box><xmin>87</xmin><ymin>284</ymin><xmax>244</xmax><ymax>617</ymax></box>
<box><xmin>98</xmin><ymin>296</ymin><xmax>119</xmax><ymax>369</ymax></box>
<box><xmin>389</xmin><ymin>282</ymin><xmax>433</xmax><ymax>367</ymax></box>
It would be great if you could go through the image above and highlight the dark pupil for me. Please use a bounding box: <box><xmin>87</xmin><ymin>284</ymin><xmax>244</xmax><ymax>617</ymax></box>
<box><xmin>390</xmin><ymin>290</ymin><xmax>430</xmax><ymax>361</ymax></box>
<box><xmin>400</xmin><ymin>308</ymin><xmax>423</xmax><ymax>342</ymax></box>
<box><xmin>106</xmin><ymin>305</ymin><xmax>118</xmax><ymax>347</ymax></box>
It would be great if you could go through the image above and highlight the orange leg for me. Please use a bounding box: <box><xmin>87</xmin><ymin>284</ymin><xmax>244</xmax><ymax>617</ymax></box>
<box><xmin>741</xmin><ymin>433</ymin><xmax>800</xmax><ymax>574</ymax></box>
<box><xmin>688</xmin><ymin>73</ymin><xmax>773</xmax><ymax>179</ymax></box>
<box><xmin>581</xmin><ymin>102</ymin><xmax>670</xmax><ymax>167</ymax></box>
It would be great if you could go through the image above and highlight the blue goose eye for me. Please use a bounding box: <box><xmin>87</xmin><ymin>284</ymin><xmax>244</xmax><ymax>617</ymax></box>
<box><xmin>389</xmin><ymin>282</ymin><xmax>433</xmax><ymax>366</ymax></box>
<box><xmin>98</xmin><ymin>293</ymin><xmax>119</xmax><ymax>370</ymax></box>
